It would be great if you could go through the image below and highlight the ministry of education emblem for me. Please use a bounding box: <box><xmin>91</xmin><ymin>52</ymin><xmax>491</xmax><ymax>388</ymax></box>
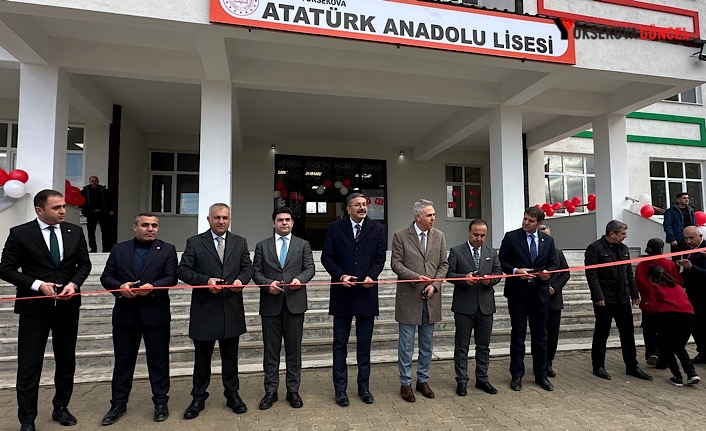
<box><xmin>221</xmin><ymin>0</ymin><xmax>259</xmax><ymax>17</ymax></box>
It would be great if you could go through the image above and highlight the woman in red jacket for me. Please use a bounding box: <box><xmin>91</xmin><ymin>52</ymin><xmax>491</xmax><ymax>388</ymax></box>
<box><xmin>635</xmin><ymin>238</ymin><xmax>682</xmax><ymax>367</ymax></box>
<box><xmin>647</xmin><ymin>264</ymin><xmax>699</xmax><ymax>386</ymax></box>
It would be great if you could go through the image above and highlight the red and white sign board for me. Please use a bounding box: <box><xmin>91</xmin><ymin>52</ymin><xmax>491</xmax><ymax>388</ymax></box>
<box><xmin>211</xmin><ymin>0</ymin><xmax>575</xmax><ymax>64</ymax></box>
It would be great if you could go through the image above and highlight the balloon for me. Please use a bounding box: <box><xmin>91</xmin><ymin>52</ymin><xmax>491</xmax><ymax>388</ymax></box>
<box><xmin>273</xmin><ymin>190</ymin><xmax>281</xmax><ymax>199</ymax></box>
<box><xmin>541</xmin><ymin>203</ymin><xmax>551</xmax><ymax>211</ymax></box>
<box><xmin>545</xmin><ymin>208</ymin><xmax>555</xmax><ymax>217</ymax></box>
<box><xmin>334</xmin><ymin>181</ymin><xmax>342</xmax><ymax>189</ymax></box>
<box><xmin>563</xmin><ymin>200</ymin><xmax>572</xmax><ymax>208</ymax></box>
<box><xmin>73</xmin><ymin>195</ymin><xmax>86</xmax><ymax>207</ymax></box>
<box><xmin>316</xmin><ymin>185</ymin><xmax>324</xmax><ymax>195</ymax></box>
<box><xmin>3</xmin><ymin>179</ymin><xmax>26</xmax><ymax>198</ymax></box>
<box><xmin>280</xmin><ymin>190</ymin><xmax>288</xmax><ymax>200</ymax></box>
<box><xmin>8</xmin><ymin>169</ymin><xmax>28</xmax><ymax>183</ymax></box>
<box><xmin>699</xmin><ymin>226</ymin><xmax>706</xmax><ymax>239</ymax></box>
<box><xmin>342</xmin><ymin>178</ymin><xmax>351</xmax><ymax>187</ymax></box>
<box><xmin>639</xmin><ymin>194</ymin><xmax>652</xmax><ymax>205</ymax></box>
<box><xmin>276</xmin><ymin>181</ymin><xmax>285</xmax><ymax>191</ymax></box>
<box><xmin>66</xmin><ymin>187</ymin><xmax>80</xmax><ymax>200</ymax></box>
<box><xmin>640</xmin><ymin>204</ymin><xmax>655</xmax><ymax>218</ymax></box>
<box><xmin>552</xmin><ymin>202</ymin><xmax>562</xmax><ymax>210</ymax></box>
<box><xmin>0</xmin><ymin>168</ymin><xmax>8</xmax><ymax>187</ymax></box>
<box><xmin>322</xmin><ymin>180</ymin><xmax>332</xmax><ymax>188</ymax></box>
<box><xmin>65</xmin><ymin>179</ymin><xmax>71</xmax><ymax>187</ymax></box>
<box><xmin>571</xmin><ymin>196</ymin><xmax>582</xmax><ymax>206</ymax></box>
<box><xmin>534</xmin><ymin>204</ymin><xmax>541</xmax><ymax>208</ymax></box>
<box><xmin>587</xmin><ymin>194</ymin><xmax>596</xmax><ymax>203</ymax></box>
<box><xmin>340</xmin><ymin>186</ymin><xmax>348</xmax><ymax>195</ymax></box>
<box><xmin>695</xmin><ymin>211</ymin><xmax>706</xmax><ymax>226</ymax></box>
<box><xmin>298</xmin><ymin>194</ymin><xmax>305</xmax><ymax>203</ymax></box>
<box><xmin>565</xmin><ymin>204</ymin><xmax>576</xmax><ymax>214</ymax></box>
<box><xmin>586</xmin><ymin>201</ymin><xmax>596</xmax><ymax>211</ymax></box>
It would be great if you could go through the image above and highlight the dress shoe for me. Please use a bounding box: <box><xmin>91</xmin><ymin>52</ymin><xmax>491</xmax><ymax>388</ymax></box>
<box><xmin>400</xmin><ymin>384</ymin><xmax>416</xmax><ymax>402</ymax></box>
<box><xmin>547</xmin><ymin>364</ymin><xmax>556</xmax><ymax>378</ymax></box>
<box><xmin>535</xmin><ymin>377</ymin><xmax>554</xmax><ymax>392</ymax></box>
<box><xmin>358</xmin><ymin>390</ymin><xmax>374</xmax><ymax>404</ymax></box>
<box><xmin>153</xmin><ymin>404</ymin><xmax>169</xmax><ymax>422</ymax></box>
<box><xmin>101</xmin><ymin>405</ymin><xmax>127</xmax><ymax>426</ymax></box>
<box><xmin>593</xmin><ymin>367</ymin><xmax>612</xmax><ymax>380</ymax></box>
<box><xmin>693</xmin><ymin>355</ymin><xmax>706</xmax><ymax>364</ymax></box>
<box><xmin>258</xmin><ymin>392</ymin><xmax>278</xmax><ymax>410</ymax></box>
<box><xmin>19</xmin><ymin>423</ymin><xmax>35</xmax><ymax>431</ymax></box>
<box><xmin>510</xmin><ymin>378</ymin><xmax>522</xmax><ymax>391</ymax></box>
<box><xmin>226</xmin><ymin>394</ymin><xmax>248</xmax><ymax>414</ymax></box>
<box><xmin>52</xmin><ymin>407</ymin><xmax>77</xmax><ymax>426</ymax></box>
<box><xmin>286</xmin><ymin>392</ymin><xmax>303</xmax><ymax>408</ymax></box>
<box><xmin>335</xmin><ymin>391</ymin><xmax>349</xmax><ymax>407</ymax></box>
<box><xmin>415</xmin><ymin>381</ymin><xmax>435</xmax><ymax>398</ymax></box>
<box><xmin>627</xmin><ymin>367</ymin><xmax>653</xmax><ymax>381</ymax></box>
<box><xmin>475</xmin><ymin>381</ymin><xmax>498</xmax><ymax>395</ymax></box>
<box><xmin>647</xmin><ymin>355</ymin><xmax>659</xmax><ymax>366</ymax></box>
<box><xmin>456</xmin><ymin>382</ymin><xmax>467</xmax><ymax>397</ymax></box>
<box><xmin>183</xmin><ymin>399</ymin><xmax>205</xmax><ymax>420</ymax></box>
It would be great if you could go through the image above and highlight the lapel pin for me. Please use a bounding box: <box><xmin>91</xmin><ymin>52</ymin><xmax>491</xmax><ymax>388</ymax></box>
<box><xmin>485</xmin><ymin>257</ymin><xmax>491</xmax><ymax>261</ymax></box>
<box><xmin>157</xmin><ymin>246</ymin><xmax>161</xmax><ymax>250</ymax></box>
<box><xmin>67</xmin><ymin>229</ymin><xmax>71</xmax><ymax>233</ymax></box>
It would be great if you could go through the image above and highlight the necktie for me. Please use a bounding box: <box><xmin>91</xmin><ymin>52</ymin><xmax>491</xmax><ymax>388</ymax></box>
<box><xmin>420</xmin><ymin>232</ymin><xmax>427</xmax><ymax>253</ymax></box>
<box><xmin>354</xmin><ymin>224</ymin><xmax>361</xmax><ymax>242</ymax></box>
<box><xmin>279</xmin><ymin>236</ymin><xmax>288</xmax><ymax>267</ymax></box>
<box><xmin>49</xmin><ymin>226</ymin><xmax>60</xmax><ymax>267</ymax></box>
<box><xmin>216</xmin><ymin>236</ymin><xmax>224</xmax><ymax>263</ymax></box>
<box><xmin>473</xmin><ymin>247</ymin><xmax>480</xmax><ymax>269</ymax></box>
<box><xmin>529</xmin><ymin>234</ymin><xmax>538</xmax><ymax>263</ymax></box>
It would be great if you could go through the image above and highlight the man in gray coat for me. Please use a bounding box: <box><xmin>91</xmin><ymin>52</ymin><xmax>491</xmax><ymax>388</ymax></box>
<box><xmin>447</xmin><ymin>219</ymin><xmax>502</xmax><ymax>396</ymax></box>
<box><xmin>391</xmin><ymin>199</ymin><xmax>448</xmax><ymax>403</ymax></box>
<box><xmin>177</xmin><ymin>203</ymin><xmax>254</xmax><ymax>419</ymax></box>
<box><xmin>253</xmin><ymin>207</ymin><xmax>315</xmax><ymax>410</ymax></box>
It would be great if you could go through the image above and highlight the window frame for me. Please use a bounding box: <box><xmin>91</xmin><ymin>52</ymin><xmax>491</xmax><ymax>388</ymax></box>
<box><xmin>544</xmin><ymin>153</ymin><xmax>595</xmax><ymax>214</ymax></box>
<box><xmin>649</xmin><ymin>159</ymin><xmax>703</xmax><ymax>211</ymax></box>
<box><xmin>149</xmin><ymin>149</ymin><xmax>200</xmax><ymax>216</ymax></box>
<box><xmin>445</xmin><ymin>164</ymin><xmax>482</xmax><ymax>220</ymax></box>
<box><xmin>664</xmin><ymin>87</ymin><xmax>702</xmax><ymax>105</ymax></box>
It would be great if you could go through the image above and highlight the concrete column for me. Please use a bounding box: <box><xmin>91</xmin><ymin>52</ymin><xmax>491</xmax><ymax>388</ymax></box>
<box><xmin>198</xmin><ymin>80</ymin><xmax>232</xmax><ymax>232</ymax></box>
<box><xmin>489</xmin><ymin>105</ymin><xmax>525</xmax><ymax>248</ymax></box>
<box><xmin>592</xmin><ymin>114</ymin><xmax>629</xmax><ymax>238</ymax></box>
<box><xmin>16</xmin><ymin>63</ymin><xmax>69</xmax><ymax>219</ymax></box>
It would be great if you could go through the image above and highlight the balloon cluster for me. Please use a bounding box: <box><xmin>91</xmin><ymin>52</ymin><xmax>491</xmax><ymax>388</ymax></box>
<box><xmin>64</xmin><ymin>180</ymin><xmax>86</xmax><ymax>207</ymax></box>
<box><xmin>0</xmin><ymin>168</ymin><xmax>29</xmax><ymax>198</ymax></box>
<box><xmin>273</xmin><ymin>181</ymin><xmax>305</xmax><ymax>202</ymax></box>
<box><xmin>315</xmin><ymin>178</ymin><xmax>352</xmax><ymax>196</ymax></box>
<box><xmin>536</xmin><ymin>194</ymin><xmax>596</xmax><ymax>217</ymax></box>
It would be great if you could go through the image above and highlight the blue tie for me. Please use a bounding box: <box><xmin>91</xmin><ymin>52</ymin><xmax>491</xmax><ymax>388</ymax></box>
<box><xmin>529</xmin><ymin>234</ymin><xmax>538</xmax><ymax>263</ymax></box>
<box><xmin>279</xmin><ymin>237</ymin><xmax>288</xmax><ymax>267</ymax></box>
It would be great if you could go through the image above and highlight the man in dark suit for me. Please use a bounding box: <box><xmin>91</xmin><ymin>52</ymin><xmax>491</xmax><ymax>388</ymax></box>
<box><xmin>447</xmin><ymin>219</ymin><xmax>502</xmax><ymax>396</ymax></box>
<box><xmin>677</xmin><ymin>226</ymin><xmax>706</xmax><ymax>363</ymax></box>
<box><xmin>321</xmin><ymin>193</ymin><xmax>386</xmax><ymax>407</ymax></box>
<box><xmin>177</xmin><ymin>203</ymin><xmax>254</xmax><ymax>419</ymax></box>
<box><xmin>253</xmin><ymin>207</ymin><xmax>315</xmax><ymax>410</ymax></box>
<box><xmin>538</xmin><ymin>225</ymin><xmax>570</xmax><ymax>378</ymax></box>
<box><xmin>99</xmin><ymin>213</ymin><xmax>178</xmax><ymax>425</ymax></box>
<box><xmin>0</xmin><ymin>189</ymin><xmax>91</xmax><ymax>431</ymax></box>
<box><xmin>498</xmin><ymin>206</ymin><xmax>556</xmax><ymax>392</ymax></box>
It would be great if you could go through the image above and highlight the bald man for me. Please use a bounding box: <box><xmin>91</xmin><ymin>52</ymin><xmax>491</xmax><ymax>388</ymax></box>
<box><xmin>677</xmin><ymin>226</ymin><xmax>706</xmax><ymax>363</ymax></box>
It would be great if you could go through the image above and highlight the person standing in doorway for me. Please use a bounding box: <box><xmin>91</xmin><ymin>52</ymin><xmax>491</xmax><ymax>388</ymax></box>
<box><xmin>80</xmin><ymin>176</ymin><xmax>116</xmax><ymax>252</ymax></box>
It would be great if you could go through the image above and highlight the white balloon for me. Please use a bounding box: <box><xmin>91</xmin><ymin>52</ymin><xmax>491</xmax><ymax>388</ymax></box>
<box><xmin>334</xmin><ymin>181</ymin><xmax>342</xmax><ymax>189</ymax></box>
<box><xmin>638</xmin><ymin>194</ymin><xmax>652</xmax><ymax>205</ymax></box>
<box><xmin>629</xmin><ymin>202</ymin><xmax>642</xmax><ymax>213</ymax></box>
<box><xmin>3</xmin><ymin>180</ymin><xmax>25</xmax><ymax>198</ymax></box>
<box><xmin>273</xmin><ymin>190</ymin><xmax>281</xmax><ymax>199</ymax></box>
<box><xmin>340</xmin><ymin>186</ymin><xmax>348</xmax><ymax>195</ymax></box>
<box><xmin>316</xmin><ymin>185</ymin><xmax>325</xmax><ymax>195</ymax></box>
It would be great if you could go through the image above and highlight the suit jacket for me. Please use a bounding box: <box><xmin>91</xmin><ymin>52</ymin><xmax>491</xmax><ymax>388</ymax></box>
<box><xmin>253</xmin><ymin>235</ymin><xmax>315</xmax><ymax>316</ymax></box>
<box><xmin>548</xmin><ymin>248</ymin><xmax>570</xmax><ymax>311</ymax></box>
<box><xmin>446</xmin><ymin>242</ymin><xmax>502</xmax><ymax>316</ymax></box>
<box><xmin>321</xmin><ymin>216</ymin><xmax>386</xmax><ymax>317</ymax></box>
<box><xmin>391</xmin><ymin>223</ymin><xmax>448</xmax><ymax>325</ymax></box>
<box><xmin>177</xmin><ymin>230</ymin><xmax>254</xmax><ymax>341</ymax></box>
<box><xmin>0</xmin><ymin>220</ymin><xmax>91</xmax><ymax>315</ymax></box>
<box><xmin>100</xmin><ymin>238</ymin><xmax>178</xmax><ymax>327</ymax></box>
<box><xmin>682</xmin><ymin>240</ymin><xmax>706</xmax><ymax>302</ymax></box>
<box><xmin>498</xmin><ymin>228</ymin><xmax>557</xmax><ymax>304</ymax></box>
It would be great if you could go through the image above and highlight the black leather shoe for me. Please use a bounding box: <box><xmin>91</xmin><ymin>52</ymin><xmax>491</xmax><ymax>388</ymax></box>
<box><xmin>358</xmin><ymin>390</ymin><xmax>374</xmax><ymax>404</ymax></box>
<box><xmin>101</xmin><ymin>405</ymin><xmax>126</xmax><ymax>426</ymax></box>
<box><xmin>510</xmin><ymin>378</ymin><xmax>522</xmax><ymax>391</ymax></box>
<box><xmin>593</xmin><ymin>367</ymin><xmax>612</xmax><ymax>380</ymax></box>
<box><xmin>335</xmin><ymin>391</ymin><xmax>349</xmax><ymax>407</ymax></box>
<box><xmin>153</xmin><ymin>404</ymin><xmax>168</xmax><ymax>422</ymax></box>
<box><xmin>456</xmin><ymin>382</ymin><xmax>467</xmax><ymax>396</ymax></box>
<box><xmin>627</xmin><ymin>367</ymin><xmax>653</xmax><ymax>381</ymax></box>
<box><xmin>226</xmin><ymin>394</ymin><xmax>248</xmax><ymax>414</ymax></box>
<box><xmin>183</xmin><ymin>400</ymin><xmax>205</xmax><ymax>420</ymax></box>
<box><xmin>52</xmin><ymin>407</ymin><xmax>77</xmax><ymax>426</ymax></box>
<box><xmin>475</xmin><ymin>381</ymin><xmax>498</xmax><ymax>395</ymax></box>
<box><xmin>535</xmin><ymin>377</ymin><xmax>554</xmax><ymax>391</ymax></box>
<box><xmin>19</xmin><ymin>423</ymin><xmax>35</xmax><ymax>431</ymax></box>
<box><xmin>547</xmin><ymin>365</ymin><xmax>556</xmax><ymax>378</ymax></box>
<box><xmin>258</xmin><ymin>392</ymin><xmax>278</xmax><ymax>410</ymax></box>
<box><xmin>286</xmin><ymin>392</ymin><xmax>303</xmax><ymax>408</ymax></box>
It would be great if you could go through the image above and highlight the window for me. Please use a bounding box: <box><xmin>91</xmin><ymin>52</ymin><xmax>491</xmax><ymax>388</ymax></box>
<box><xmin>650</xmin><ymin>160</ymin><xmax>703</xmax><ymax>211</ymax></box>
<box><xmin>66</xmin><ymin>126</ymin><xmax>84</xmax><ymax>186</ymax></box>
<box><xmin>306</xmin><ymin>202</ymin><xmax>328</xmax><ymax>214</ymax></box>
<box><xmin>0</xmin><ymin>122</ymin><xmax>18</xmax><ymax>173</ymax></box>
<box><xmin>150</xmin><ymin>151</ymin><xmax>199</xmax><ymax>215</ymax></box>
<box><xmin>665</xmin><ymin>87</ymin><xmax>701</xmax><ymax>104</ymax></box>
<box><xmin>544</xmin><ymin>154</ymin><xmax>595</xmax><ymax>213</ymax></box>
<box><xmin>446</xmin><ymin>165</ymin><xmax>482</xmax><ymax>219</ymax></box>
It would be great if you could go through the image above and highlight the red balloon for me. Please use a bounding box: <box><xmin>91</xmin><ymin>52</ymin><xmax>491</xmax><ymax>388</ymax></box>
<box><xmin>0</xmin><ymin>168</ymin><xmax>8</xmax><ymax>187</ymax></box>
<box><xmin>571</xmin><ymin>196</ymin><xmax>582</xmax><ymax>206</ymax></box>
<box><xmin>65</xmin><ymin>179</ymin><xmax>71</xmax><ymax>187</ymax></box>
<box><xmin>545</xmin><ymin>208</ymin><xmax>555</xmax><ymax>217</ymax></box>
<box><xmin>298</xmin><ymin>194</ymin><xmax>305</xmax><ymax>203</ymax></box>
<box><xmin>552</xmin><ymin>202</ymin><xmax>562</xmax><ymax>210</ymax></box>
<box><xmin>586</xmin><ymin>201</ymin><xmax>596</xmax><ymax>211</ymax></box>
<box><xmin>276</xmin><ymin>181</ymin><xmax>285</xmax><ymax>191</ymax></box>
<box><xmin>8</xmin><ymin>169</ymin><xmax>28</xmax><ymax>183</ymax></box>
<box><xmin>587</xmin><ymin>194</ymin><xmax>596</xmax><ymax>203</ymax></box>
<box><xmin>73</xmin><ymin>195</ymin><xmax>86</xmax><ymax>207</ymax></box>
<box><xmin>342</xmin><ymin>178</ymin><xmax>351</xmax><ymax>188</ymax></box>
<box><xmin>565</xmin><ymin>204</ymin><xmax>576</xmax><ymax>214</ymax></box>
<box><xmin>563</xmin><ymin>200</ymin><xmax>572</xmax><ymax>208</ymax></box>
<box><xmin>280</xmin><ymin>190</ymin><xmax>288</xmax><ymax>200</ymax></box>
<box><xmin>695</xmin><ymin>211</ymin><xmax>706</xmax><ymax>226</ymax></box>
<box><xmin>541</xmin><ymin>203</ymin><xmax>552</xmax><ymax>211</ymax></box>
<box><xmin>534</xmin><ymin>204</ymin><xmax>541</xmax><ymax>208</ymax></box>
<box><xmin>640</xmin><ymin>205</ymin><xmax>655</xmax><ymax>218</ymax></box>
<box><xmin>322</xmin><ymin>180</ymin><xmax>332</xmax><ymax>188</ymax></box>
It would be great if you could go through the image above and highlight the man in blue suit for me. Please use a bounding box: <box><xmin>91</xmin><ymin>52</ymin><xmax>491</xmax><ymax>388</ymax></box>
<box><xmin>499</xmin><ymin>207</ymin><xmax>556</xmax><ymax>392</ymax></box>
<box><xmin>321</xmin><ymin>193</ymin><xmax>386</xmax><ymax>407</ymax></box>
<box><xmin>99</xmin><ymin>213</ymin><xmax>178</xmax><ymax>425</ymax></box>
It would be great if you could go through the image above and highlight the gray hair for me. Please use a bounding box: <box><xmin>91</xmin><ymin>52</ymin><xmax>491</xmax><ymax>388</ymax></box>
<box><xmin>538</xmin><ymin>224</ymin><xmax>549</xmax><ymax>231</ymax></box>
<box><xmin>346</xmin><ymin>193</ymin><xmax>367</xmax><ymax>206</ymax></box>
<box><xmin>133</xmin><ymin>212</ymin><xmax>158</xmax><ymax>225</ymax></box>
<box><xmin>605</xmin><ymin>219</ymin><xmax>627</xmax><ymax>235</ymax></box>
<box><xmin>209</xmin><ymin>202</ymin><xmax>230</xmax><ymax>214</ymax></box>
<box><xmin>413</xmin><ymin>199</ymin><xmax>434</xmax><ymax>217</ymax></box>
